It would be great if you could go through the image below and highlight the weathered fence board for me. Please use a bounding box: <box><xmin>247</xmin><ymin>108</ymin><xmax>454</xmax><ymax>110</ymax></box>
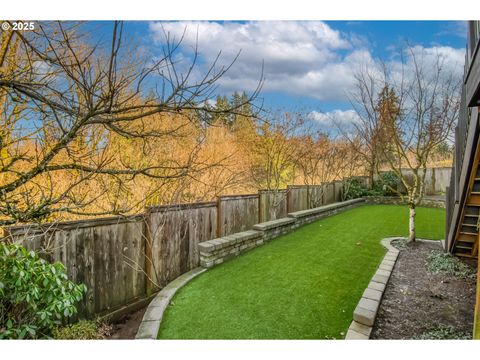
<box><xmin>307</xmin><ymin>185</ymin><xmax>324</xmax><ymax>208</ymax></box>
<box><xmin>5</xmin><ymin>216</ymin><xmax>146</xmax><ymax>318</ymax></box>
<box><xmin>334</xmin><ymin>181</ymin><xmax>343</xmax><ymax>202</ymax></box>
<box><xmin>217</xmin><ymin>194</ymin><xmax>259</xmax><ymax>237</ymax></box>
<box><xmin>259</xmin><ymin>190</ymin><xmax>288</xmax><ymax>222</ymax></box>
<box><xmin>288</xmin><ymin>186</ymin><xmax>309</xmax><ymax>212</ymax></box>
<box><xmin>147</xmin><ymin>202</ymin><xmax>217</xmax><ymax>289</ymax></box>
<box><xmin>376</xmin><ymin>167</ymin><xmax>452</xmax><ymax>195</ymax></box>
<box><xmin>287</xmin><ymin>185</ymin><xmax>335</xmax><ymax>211</ymax></box>
<box><xmin>323</xmin><ymin>183</ymin><xmax>336</xmax><ymax>205</ymax></box>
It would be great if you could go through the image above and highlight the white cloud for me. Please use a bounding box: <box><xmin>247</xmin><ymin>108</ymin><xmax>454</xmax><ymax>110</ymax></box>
<box><xmin>149</xmin><ymin>21</ymin><xmax>357</xmax><ymax>101</ymax></box>
<box><xmin>389</xmin><ymin>45</ymin><xmax>465</xmax><ymax>84</ymax></box>
<box><xmin>148</xmin><ymin>21</ymin><xmax>465</xmax><ymax>103</ymax></box>
<box><xmin>309</xmin><ymin>109</ymin><xmax>360</xmax><ymax>126</ymax></box>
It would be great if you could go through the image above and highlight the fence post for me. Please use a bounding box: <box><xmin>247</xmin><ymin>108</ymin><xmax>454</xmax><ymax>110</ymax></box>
<box><xmin>307</xmin><ymin>184</ymin><xmax>312</xmax><ymax>209</ymax></box>
<box><xmin>216</xmin><ymin>196</ymin><xmax>222</xmax><ymax>238</ymax></box>
<box><xmin>286</xmin><ymin>186</ymin><xmax>292</xmax><ymax>213</ymax></box>
<box><xmin>321</xmin><ymin>183</ymin><xmax>325</xmax><ymax>205</ymax></box>
<box><xmin>143</xmin><ymin>207</ymin><xmax>155</xmax><ymax>296</ymax></box>
<box><xmin>258</xmin><ymin>190</ymin><xmax>263</xmax><ymax>223</ymax></box>
<box><xmin>432</xmin><ymin>167</ymin><xmax>436</xmax><ymax>195</ymax></box>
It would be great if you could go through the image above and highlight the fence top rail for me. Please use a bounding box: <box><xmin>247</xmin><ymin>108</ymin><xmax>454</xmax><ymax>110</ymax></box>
<box><xmin>288</xmin><ymin>183</ymin><xmax>337</xmax><ymax>188</ymax></box>
<box><xmin>6</xmin><ymin>213</ymin><xmax>145</xmax><ymax>234</ymax></box>
<box><xmin>379</xmin><ymin>166</ymin><xmax>453</xmax><ymax>172</ymax></box>
<box><xmin>148</xmin><ymin>201</ymin><xmax>217</xmax><ymax>213</ymax></box>
<box><xmin>4</xmin><ymin>181</ymin><xmax>346</xmax><ymax>235</ymax></box>
<box><xmin>258</xmin><ymin>189</ymin><xmax>288</xmax><ymax>194</ymax></box>
<box><xmin>218</xmin><ymin>194</ymin><xmax>259</xmax><ymax>200</ymax></box>
<box><xmin>287</xmin><ymin>184</ymin><xmax>324</xmax><ymax>188</ymax></box>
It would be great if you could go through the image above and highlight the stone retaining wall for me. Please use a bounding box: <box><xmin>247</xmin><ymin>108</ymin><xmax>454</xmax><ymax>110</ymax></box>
<box><xmin>198</xmin><ymin>198</ymin><xmax>365</xmax><ymax>269</ymax></box>
<box><xmin>288</xmin><ymin>198</ymin><xmax>365</xmax><ymax>226</ymax></box>
<box><xmin>198</xmin><ymin>230</ymin><xmax>264</xmax><ymax>268</ymax></box>
<box><xmin>364</xmin><ymin>196</ymin><xmax>445</xmax><ymax>209</ymax></box>
<box><xmin>252</xmin><ymin>217</ymin><xmax>297</xmax><ymax>242</ymax></box>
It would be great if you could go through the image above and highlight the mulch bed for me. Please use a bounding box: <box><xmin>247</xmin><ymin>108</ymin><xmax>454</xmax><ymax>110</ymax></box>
<box><xmin>106</xmin><ymin>307</ymin><xmax>147</xmax><ymax>339</ymax></box>
<box><xmin>371</xmin><ymin>240</ymin><xmax>477</xmax><ymax>339</ymax></box>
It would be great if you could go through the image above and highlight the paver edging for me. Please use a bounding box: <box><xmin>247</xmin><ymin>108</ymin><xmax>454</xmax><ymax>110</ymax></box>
<box><xmin>345</xmin><ymin>237</ymin><xmax>402</xmax><ymax>340</ymax></box>
<box><xmin>135</xmin><ymin>267</ymin><xmax>207</xmax><ymax>339</ymax></box>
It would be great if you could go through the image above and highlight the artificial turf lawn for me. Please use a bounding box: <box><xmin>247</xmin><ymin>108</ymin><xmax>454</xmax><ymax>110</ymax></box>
<box><xmin>157</xmin><ymin>205</ymin><xmax>446</xmax><ymax>339</ymax></box>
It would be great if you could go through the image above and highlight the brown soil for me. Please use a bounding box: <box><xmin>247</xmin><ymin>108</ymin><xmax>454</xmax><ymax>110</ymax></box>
<box><xmin>371</xmin><ymin>240</ymin><xmax>477</xmax><ymax>339</ymax></box>
<box><xmin>106</xmin><ymin>306</ymin><xmax>147</xmax><ymax>339</ymax></box>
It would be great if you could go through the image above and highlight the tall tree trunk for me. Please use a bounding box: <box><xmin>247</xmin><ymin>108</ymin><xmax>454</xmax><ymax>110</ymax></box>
<box><xmin>408</xmin><ymin>203</ymin><xmax>416</xmax><ymax>242</ymax></box>
<box><xmin>368</xmin><ymin>166</ymin><xmax>375</xmax><ymax>190</ymax></box>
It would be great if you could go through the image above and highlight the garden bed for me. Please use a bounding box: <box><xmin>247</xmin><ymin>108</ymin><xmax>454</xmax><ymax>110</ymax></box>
<box><xmin>371</xmin><ymin>240</ymin><xmax>477</xmax><ymax>339</ymax></box>
<box><xmin>107</xmin><ymin>307</ymin><xmax>147</xmax><ymax>339</ymax></box>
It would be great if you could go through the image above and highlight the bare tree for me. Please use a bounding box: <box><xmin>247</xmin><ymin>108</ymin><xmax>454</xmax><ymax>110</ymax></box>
<box><xmin>350</xmin><ymin>46</ymin><xmax>460</xmax><ymax>241</ymax></box>
<box><xmin>295</xmin><ymin>131</ymin><xmax>358</xmax><ymax>207</ymax></box>
<box><xmin>249</xmin><ymin>112</ymin><xmax>302</xmax><ymax>217</ymax></box>
<box><xmin>337</xmin><ymin>65</ymin><xmax>394</xmax><ymax>189</ymax></box>
<box><xmin>0</xmin><ymin>21</ymin><xmax>262</xmax><ymax>225</ymax></box>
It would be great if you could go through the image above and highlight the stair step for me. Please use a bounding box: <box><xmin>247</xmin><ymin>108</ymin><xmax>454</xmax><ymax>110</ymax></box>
<box><xmin>460</xmin><ymin>231</ymin><xmax>477</xmax><ymax>235</ymax></box>
<box><xmin>468</xmin><ymin>194</ymin><xmax>480</xmax><ymax>205</ymax></box>
<box><xmin>464</xmin><ymin>214</ymin><xmax>479</xmax><ymax>218</ymax></box>
<box><xmin>456</xmin><ymin>244</ymin><xmax>473</xmax><ymax>250</ymax></box>
<box><xmin>455</xmin><ymin>251</ymin><xmax>475</xmax><ymax>258</ymax></box>
<box><xmin>472</xmin><ymin>192</ymin><xmax>480</xmax><ymax>195</ymax></box>
<box><xmin>458</xmin><ymin>237</ymin><xmax>476</xmax><ymax>243</ymax></box>
<box><xmin>457</xmin><ymin>233</ymin><xmax>477</xmax><ymax>242</ymax></box>
<box><xmin>462</xmin><ymin>223</ymin><xmax>477</xmax><ymax>227</ymax></box>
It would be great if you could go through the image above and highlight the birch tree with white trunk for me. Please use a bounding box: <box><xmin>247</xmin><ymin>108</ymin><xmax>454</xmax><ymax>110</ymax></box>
<box><xmin>351</xmin><ymin>46</ymin><xmax>460</xmax><ymax>242</ymax></box>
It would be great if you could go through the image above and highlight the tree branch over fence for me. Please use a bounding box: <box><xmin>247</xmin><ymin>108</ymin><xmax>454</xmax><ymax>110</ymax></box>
<box><xmin>0</xmin><ymin>21</ymin><xmax>263</xmax><ymax>225</ymax></box>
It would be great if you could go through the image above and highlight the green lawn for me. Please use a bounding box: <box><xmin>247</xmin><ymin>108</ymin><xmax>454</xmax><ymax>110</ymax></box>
<box><xmin>158</xmin><ymin>205</ymin><xmax>445</xmax><ymax>339</ymax></box>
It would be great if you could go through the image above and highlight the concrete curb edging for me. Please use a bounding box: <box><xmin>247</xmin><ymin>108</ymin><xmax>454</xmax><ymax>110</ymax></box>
<box><xmin>135</xmin><ymin>267</ymin><xmax>206</xmax><ymax>339</ymax></box>
<box><xmin>345</xmin><ymin>237</ymin><xmax>402</xmax><ymax>340</ymax></box>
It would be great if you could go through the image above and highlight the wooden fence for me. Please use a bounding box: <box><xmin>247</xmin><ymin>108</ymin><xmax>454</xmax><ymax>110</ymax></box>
<box><xmin>259</xmin><ymin>189</ymin><xmax>288</xmax><ymax>222</ymax></box>
<box><xmin>217</xmin><ymin>194</ymin><xmax>259</xmax><ymax>237</ymax></box>
<box><xmin>146</xmin><ymin>202</ymin><xmax>217</xmax><ymax>291</ymax></box>
<box><xmin>6</xmin><ymin>215</ymin><xmax>146</xmax><ymax>318</ymax></box>
<box><xmin>376</xmin><ymin>167</ymin><xmax>452</xmax><ymax>195</ymax></box>
<box><xmin>3</xmin><ymin>180</ymin><xmax>347</xmax><ymax>319</ymax></box>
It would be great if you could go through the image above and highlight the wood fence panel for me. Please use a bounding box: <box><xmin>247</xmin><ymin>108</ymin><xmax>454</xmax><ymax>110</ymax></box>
<box><xmin>259</xmin><ymin>190</ymin><xmax>288</xmax><ymax>222</ymax></box>
<box><xmin>287</xmin><ymin>186</ymin><xmax>306</xmax><ymax>212</ymax></box>
<box><xmin>308</xmin><ymin>185</ymin><xmax>324</xmax><ymax>208</ymax></box>
<box><xmin>334</xmin><ymin>181</ymin><xmax>343</xmax><ymax>201</ymax></box>
<box><xmin>324</xmin><ymin>183</ymin><xmax>336</xmax><ymax>205</ymax></box>
<box><xmin>5</xmin><ymin>216</ymin><xmax>145</xmax><ymax>318</ymax></box>
<box><xmin>217</xmin><ymin>194</ymin><xmax>259</xmax><ymax>236</ymax></box>
<box><xmin>148</xmin><ymin>203</ymin><xmax>217</xmax><ymax>287</ymax></box>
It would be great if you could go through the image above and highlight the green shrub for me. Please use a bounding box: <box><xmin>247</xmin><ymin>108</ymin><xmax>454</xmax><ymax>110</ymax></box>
<box><xmin>426</xmin><ymin>250</ymin><xmax>476</xmax><ymax>279</ymax></box>
<box><xmin>373</xmin><ymin>171</ymin><xmax>402</xmax><ymax>196</ymax></box>
<box><xmin>0</xmin><ymin>242</ymin><xmax>87</xmax><ymax>339</ymax></box>
<box><xmin>415</xmin><ymin>325</ymin><xmax>470</xmax><ymax>340</ymax></box>
<box><xmin>343</xmin><ymin>178</ymin><xmax>370</xmax><ymax>200</ymax></box>
<box><xmin>52</xmin><ymin>319</ymin><xmax>112</xmax><ymax>339</ymax></box>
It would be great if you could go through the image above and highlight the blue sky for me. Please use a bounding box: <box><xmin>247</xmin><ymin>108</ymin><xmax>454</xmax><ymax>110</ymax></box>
<box><xmin>86</xmin><ymin>21</ymin><xmax>467</xmax><ymax>122</ymax></box>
